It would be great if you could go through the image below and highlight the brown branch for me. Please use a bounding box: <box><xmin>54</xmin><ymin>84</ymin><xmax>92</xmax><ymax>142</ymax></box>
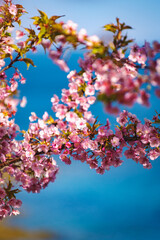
<box><xmin>0</xmin><ymin>52</ymin><xmax>21</xmax><ymax>75</ymax></box>
<box><xmin>123</xmin><ymin>135</ymin><xmax>139</xmax><ymax>142</ymax></box>
<box><xmin>0</xmin><ymin>148</ymin><xmax>53</xmax><ymax>170</ymax></box>
<box><xmin>0</xmin><ymin>158</ymin><xmax>21</xmax><ymax>170</ymax></box>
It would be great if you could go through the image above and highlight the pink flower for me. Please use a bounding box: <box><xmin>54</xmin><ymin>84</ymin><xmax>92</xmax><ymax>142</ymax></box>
<box><xmin>17</xmin><ymin>41</ymin><xmax>26</xmax><ymax>48</ymax></box>
<box><xmin>42</xmin><ymin>111</ymin><xmax>49</xmax><ymax>121</ymax></box>
<box><xmin>11</xmin><ymin>81</ymin><xmax>18</xmax><ymax>92</ymax></box>
<box><xmin>56</xmin><ymin>109</ymin><xmax>67</xmax><ymax>120</ymax></box>
<box><xmin>55</xmin><ymin>35</ymin><xmax>66</xmax><ymax>44</ymax></box>
<box><xmin>20</xmin><ymin>96</ymin><xmax>27</xmax><ymax>107</ymax></box>
<box><xmin>85</xmin><ymin>85</ymin><xmax>95</xmax><ymax>96</ymax></box>
<box><xmin>69</xmin><ymin>132</ymin><xmax>80</xmax><ymax>143</ymax></box>
<box><xmin>31</xmin><ymin>46</ymin><xmax>37</xmax><ymax>53</ymax></box>
<box><xmin>0</xmin><ymin>208</ymin><xmax>8</xmax><ymax>219</ymax></box>
<box><xmin>83</xmin><ymin>71</ymin><xmax>92</xmax><ymax>82</ymax></box>
<box><xmin>116</xmin><ymin>110</ymin><xmax>128</xmax><ymax>126</ymax></box>
<box><xmin>49</xmin><ymin>50</ymin><xmax>61</xmax><ymax>59</ymax></box>
<box><xmin>67</xmin><ymin>70</ymin><xmax>77</xmax><ymax>81</ymax></box>
<box><xmin>51</xmin><ymin>94</ymin><xmax>59</xmax><ymax>105</ymax></box>
<box><xmin>12</xmin><ymin>210</ymin><xmax>20</xmax><ymax>216</ymax></box>
<box><xmin>136</xmin><ymin>123</ymin><xmax>143</xmax><ymax>136</ymax></box>
<box><xmin>96</xmin><ymin>167</ymin><xmax>105</xmax><ymax>175</ymax></box>
<box><xmin>8</xmin><ymin>198</ymin><xmax>22</xmax><ymax>208</ymax></box>
<box><xmin>54</xmin><ymin>59</ymin><xmax>69</xmax><ymax>72</ymax></box>
<box><xmin>4</xmin><ymin>45</ymin><xmax>14</xmax><ymax>54</ymax></box>
<box><xmin>0</xmin><ymin>59</ymin><xmax>5</xmax><ymax>69</ymax></box>
<box><xmin>29</xmin><ymin>123</ymin><xmax>39</xmax><ymax>134</ymax></box>
<box><xmin>149</xmin><ymin>149</ymin><xmax>160</xmax><ymax>160</ymax></box>
<box><xmin>60</xmin><ymin>154</ymin><xmax>71</xmax><ymax>165</ymax></box>
<box><xmin>78</xmin><ymin>28</ymin><xmax>87</xmax><ymax>42</ymax></box>
<box><xmin>20</xmin><ymin>76</ymin><xmax>26</xmax><ymax>84</ymax></box>
<box><xmin>69</xmin><ymin>82</ymin><xmax>78</xmax><ymax>93</ymax></box>
<box><xmin>49</xmin><ymin>49</ymin><xmax>69</xmax><ymax>72</ymax></box>
<box><xmin>137</xmin><ymin>90</ymin><xmax>150</xmax><ymax>107</ymax></box>
<box><xmin>29</xmin><ymin>112</ymin><xmax>37</xmax><ymax>122</ymax></box>
<box><xmin>84</xmin><ymin>111</ymin><xmax>94</xmax><ymax>122</ymax></box>
<box><xmin>8</xmin><ymin>5</ymin><xmax>17</xmax><ymax>16</ymax></box>
<box><xmin>149</xmin><ymin>137</ymin><xmax>160</xmax><ymax>148</ymax></box>
<box><xmin>49</xmin><ymin>126</ymin><xmax>60</xmax><ymax>136</ymax></box>
<box><xmin>124</xmin><ymin>148</ymin><xmax>135</xmax><ymax>159</ymax></box>
<box><xmin>155</xmin><ymin>89</ymin><xmax>160</xmax><ymax>98</ymax></box>
<box><xmin>98</xmin><ymin>126</ymin><xmax>107</xmax><ymax>136</ymax></box>
<box><xmin>76</xmin><ymin>118</ymin><xmax>86</xmax><ymax>130</ymax></box>
<box><xmin>82</xmin><ymin>139</ymin><xmax>98</xmax><ymax>150</ymax></box>
<box><xmin>156</xmin><ymin>59</ymin><xmax>160</xmax><ymax>74</ymax></box>
<box><xmin>111</xmin><ymin>136</ymin><xmax>120</xmax><ymax>147</ymax></box>
<box><xmin>37</xmin><ymin>144</ymin><xmax>48</xmax><ymax>153</ymax></box>
<box><xmin>41</xmin><ymin>39</ymin><xmax>51</xmax><ymax>50</ymax></box>
<box><xmin>38</xmin><ymin>119</ymin><xmax>46</xmax><ymax>129</ymax></box>
<box><xmin>16</xmin><ymin>30</ymin><xmax>25</xmax><ymax>40</ymax></box>
<box><xmin>26</xmin><ymin>149</ymin><xmax>35</xmax><ymax>159</ymax></box>
<box><xmin>66</xmin><ymin>111</ymin><xmax>78</xmax><ymax>123</ymax></box>
<box><xmin>63</xmin><ymin>20</ymin><xmax>78</xmax><ymax>33</ymax></box>
<box><xmin>0</xmin><ymin>188</ymin><xmax>6</xmax><ymax>199</ymax></box>
<box><xmin>0</xmin><ymin>127</ymin><xmax>7</xmax><ymax>138</ymax></box>
<box><xmin>87</xmin><ymin>96</ymin><xmax>96</xmax><ymax>104</ymax></box>
<box><xmin>86</xmin><ymin>35</ymin><xmax>100</xmax><ymax>47</ymax></box>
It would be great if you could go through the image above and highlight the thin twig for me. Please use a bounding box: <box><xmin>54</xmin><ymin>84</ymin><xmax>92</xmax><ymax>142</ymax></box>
<box><xmin>0</xmin><ymin>52</ymin><xmax>21</xmax><ymax>75</ymax></box>
<box><xmin>0</xmin><ymin>158</ymin><xmax>21</xmax><ymax>170</ymax></box>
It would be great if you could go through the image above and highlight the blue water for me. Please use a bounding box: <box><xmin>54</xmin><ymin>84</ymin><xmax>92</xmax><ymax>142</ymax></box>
<box><xmin>8</xmin><ymin>52</ymin><xmax>160</xmax><ymax>240</ymax></box>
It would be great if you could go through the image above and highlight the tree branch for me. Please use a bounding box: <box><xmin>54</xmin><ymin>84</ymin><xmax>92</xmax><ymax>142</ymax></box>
<box><xmin>0</xmin><ymin>52</ymin><xmax>21</xmax><ymax>75</ymax></box>
<box><xmin>0</xmin><ymin>158</ymin><xmax>21</xmax><ymax>170</ymax></box>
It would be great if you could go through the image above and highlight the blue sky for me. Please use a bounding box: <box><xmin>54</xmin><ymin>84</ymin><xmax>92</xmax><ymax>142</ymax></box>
<box><xmin>15</xmin><ymin>0</ymin><xmax>160</xmax><ymax>44</ymax></box>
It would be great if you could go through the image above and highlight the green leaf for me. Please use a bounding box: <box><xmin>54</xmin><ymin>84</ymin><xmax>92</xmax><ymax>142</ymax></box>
<box><xmin>31</xmin><ymin>16</ymin><xmax>39</xmax><ymax>20</ymax></box>
<box><xmin>104</xmin><ymin>24</ymin><xmax>117</xmax><ymax>33</ymax></box>
<box><xmin>10</xmin><ymin>44</ymin><xmax>19</xmax><ymax>51</ymax></box>
<box><xmin>31</xmin><ymin>16</ymin><xmax>40</xmax><ymax>25</ymax></box>
<box><xmin>86</xmin><ymin>122</ymin><xmax>92</xmax><ymax>131</ymax></box>
<box><xmin>5</xmin><ymin>32</ymin><xmax>11</xmax><ymax>37</ymax></box>
<box><xmin>122</xmin><ymin>25</ymin><xmax>132</xmax><ymax>30</ymax></box>
<box><xmin>17</xmin><ymin>19</ymin><xmax>21</xmax><ymax>26</ymax></box>
<box><xmin>92</xmin><ymin>45</ymin><xmax>105</xmax><ymax>55</ymax></box>
<box><xmin>97</xmin><ymin>93</ymin><xmax>117</xmax><ymax>103</ymax></box>
<box><xmin>74</xmin><ymin>108</ymin><xmax>83</xmax><ymax>118</ymax></box>
<box><xmin>4</xmin><ymin>53</ymin><xmax>11</xmax><ymax>58</ymax></box>
<box><xmin>15</xmin><ymin>4</ymin><xmax>24</xmax><ymax>9</ymax></box>
<box><xmin>37</xmin><ymin>27</ymin><xmax>46</xmax><ymax>44</ymax></box>
<box><xmin>22</xmin><ymin>58</ymin><xmax>35</xmax><ymax>69</ymax></box>
<box><xmin>38</xmin><ymin>9</ymin><xmax>48</xmax><ymax>20</ymax></box>
<box><xmin>25</xmin><ymin>28</ymin><xmax>36</xmax><ymax>36</ymax></box>
<box><xmin>49</xmin><ymin>15</ymin><xmax>64</xmax><ymax>22</ymax></box>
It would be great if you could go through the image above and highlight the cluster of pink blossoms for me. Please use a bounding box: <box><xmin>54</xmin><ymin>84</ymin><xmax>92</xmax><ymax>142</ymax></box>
<box><xmin>0</xmin><ymin>68</ymin><xmax>59</xmax><ymax>219</ymax></box>
<box><xmin>0</xmin><ymin>0</ymin><xmax>160</xmax><ymax>220</ymax></box>
<box><xmin>43</xmin><ymin>20</ymin><xmax>101</xmax><ymax>72</ymax></box>
<box><xmin>78</xmin><ymin>42</ymin><xmax>160</xmax><ymax>114</ymax></box>
<box><xmin>25</xmin><ymin>54</ymin><xmax>160</xmax><ymax>172</ymax></box>
<box><xmin>41</xmin><ymin>20</ymin><xmax>160</xmax><ymax>115</ymax></box>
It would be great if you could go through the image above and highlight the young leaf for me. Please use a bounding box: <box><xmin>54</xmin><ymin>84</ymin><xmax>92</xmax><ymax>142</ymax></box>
<box><xmin>104</xmin><ymin>24</ymin><xmax>117</xmax><ymax>33</ymax></box>
<box><xmin>22</xmin><ymin>58</ymin><xmax>35</xmax><ymax>69</ymax></box>
<box><xmin>38</xmin><ymin>9</ymin><xmax>48</xmax><ymax>20</ymax></box>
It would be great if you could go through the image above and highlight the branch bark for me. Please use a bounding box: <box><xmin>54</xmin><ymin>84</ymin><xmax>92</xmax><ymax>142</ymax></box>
<box><xmin>0</xmin><ymin>158</ymin><xmax>21</xmax><ymax>170</ymax></box>
<box><xmin>0</xmin><ymin>52</ymin><xmax>21</xmax><ymax>75</ymax></box>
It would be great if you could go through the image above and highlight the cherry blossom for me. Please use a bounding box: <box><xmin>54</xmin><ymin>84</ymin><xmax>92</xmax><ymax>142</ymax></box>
<box><xmin>0</xmin><ymin>0</ymin><xmax>159</xmax><ymax>221</ymax></box>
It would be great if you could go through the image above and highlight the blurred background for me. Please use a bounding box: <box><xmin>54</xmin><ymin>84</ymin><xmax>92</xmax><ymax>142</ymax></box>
<box><xmin>2</xmin><ymin>0</ymin><xmax>160</xmax><ymax>239</ymax></box>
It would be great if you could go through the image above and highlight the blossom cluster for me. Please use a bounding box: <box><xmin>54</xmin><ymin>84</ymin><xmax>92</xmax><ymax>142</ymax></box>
<box><xmin>39</xmin><ymin>17</ymin><xmax>160</xmax><ymax>114</ymax></box>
